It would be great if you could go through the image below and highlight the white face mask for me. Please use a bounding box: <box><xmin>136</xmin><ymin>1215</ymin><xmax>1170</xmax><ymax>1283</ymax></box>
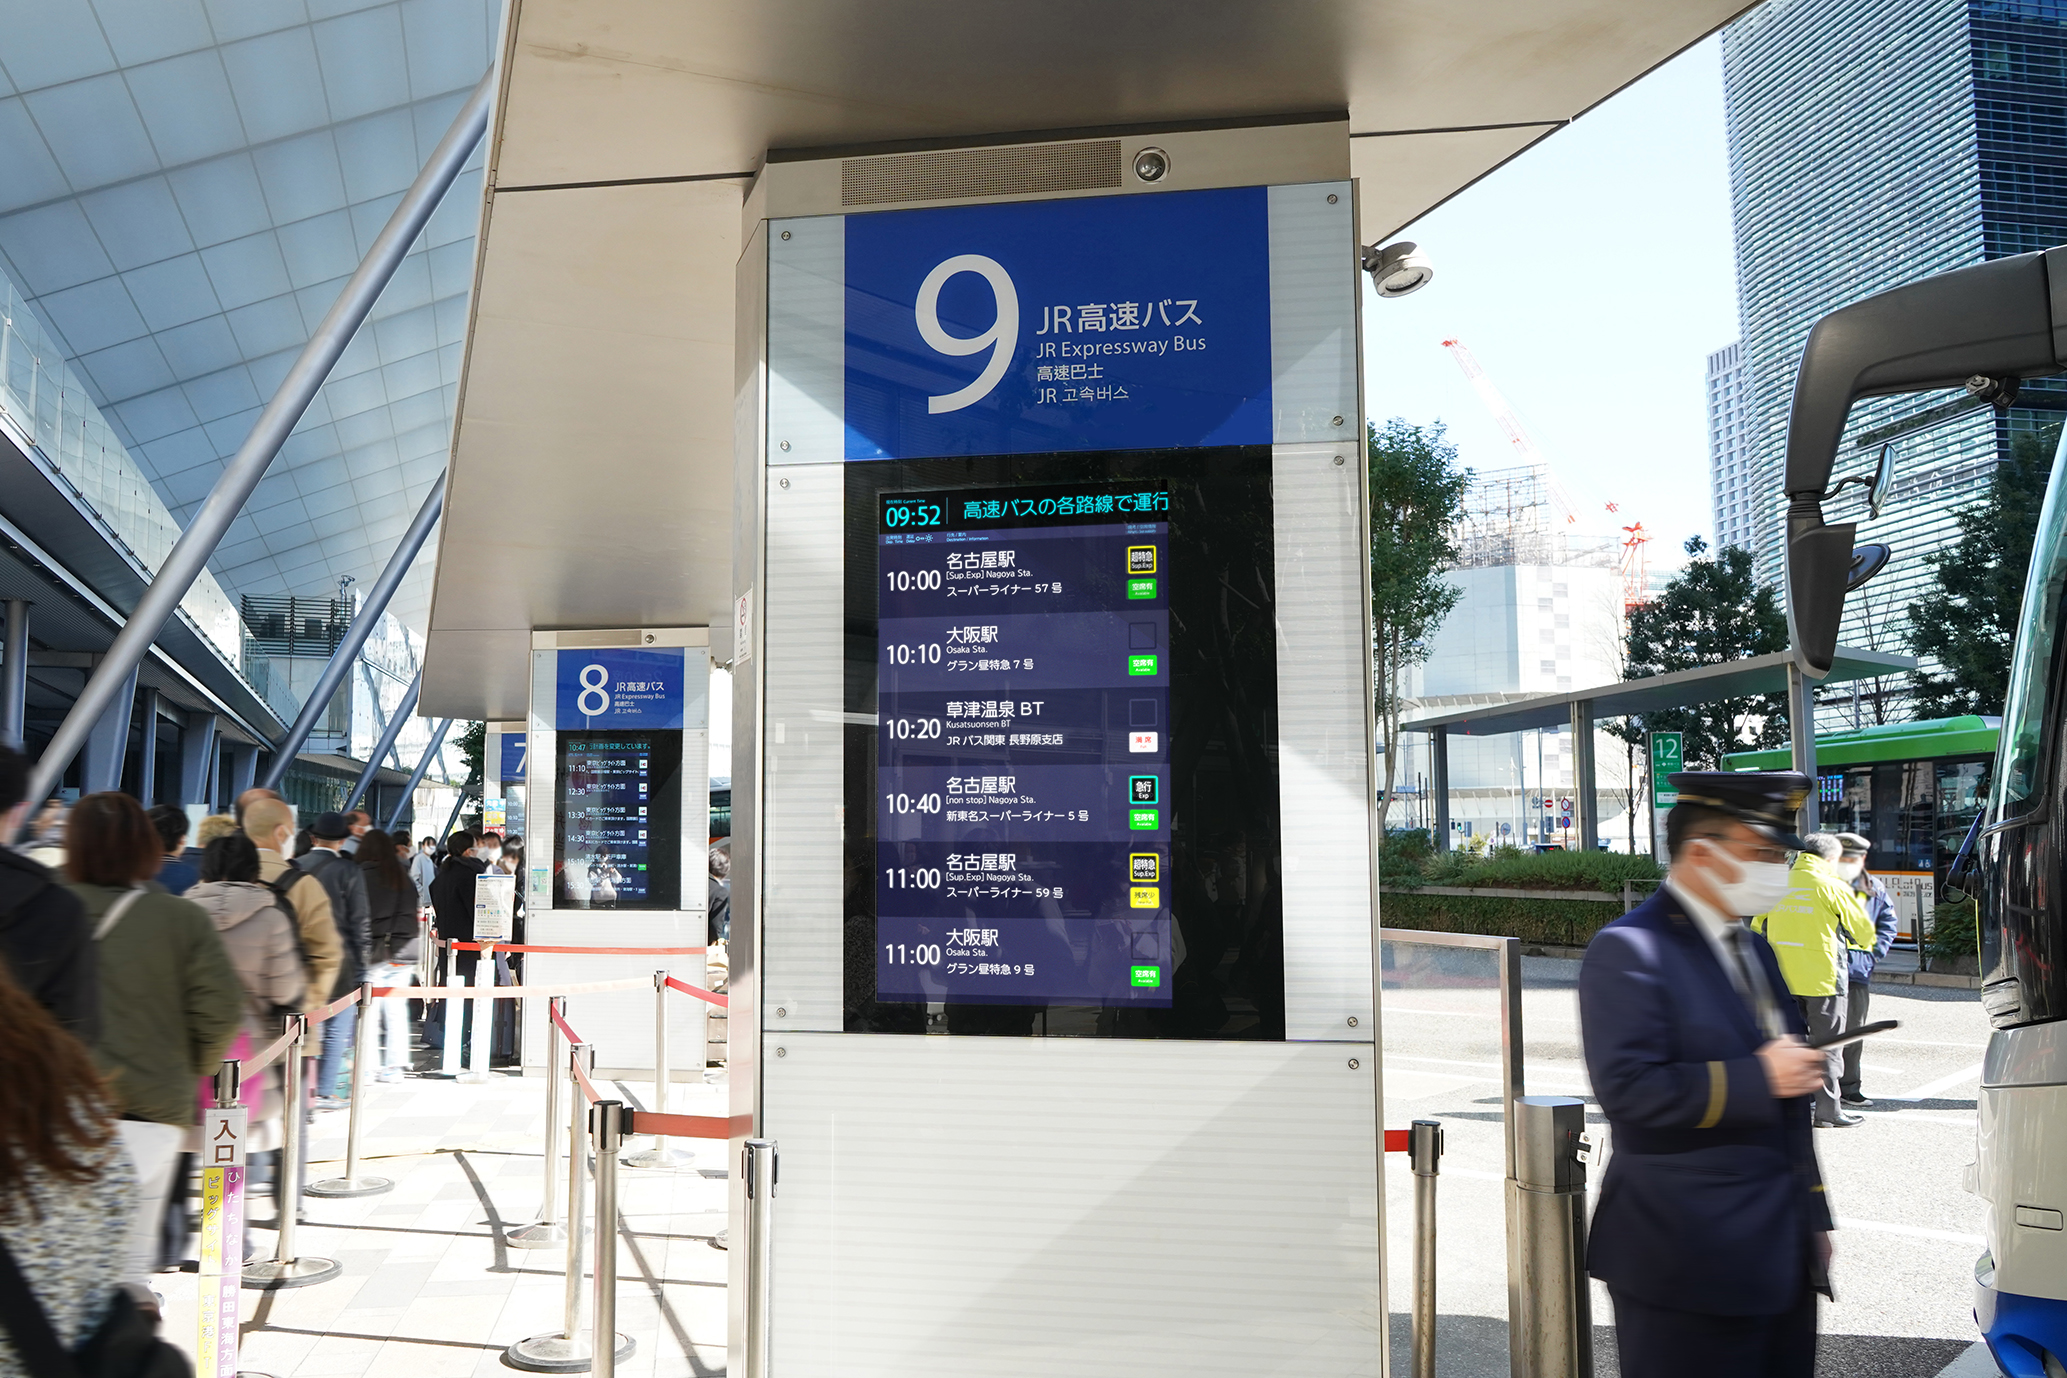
<box><xmin>481</xmin><ymin>845</ymin><xmax>501</xmax><ymax>864</ymax></box>
<box><xmin>1836</xmin><ymin>858</ymin><xmax>1865</xmax><ymax>882</ymax></box>
<box><xmin>1698</xmin><ymin>839</ymin><xmax>1795</xmax><ymax>917</ymax></box>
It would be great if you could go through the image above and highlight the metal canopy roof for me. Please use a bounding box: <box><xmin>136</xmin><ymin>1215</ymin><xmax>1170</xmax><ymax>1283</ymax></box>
<box><xmin>421</xmin><ymin>0</ymin><xmax>1753</xmax><ymax>719</ymax></box>
<box><xmin>0</xmin><ymin>0</ymin><xmax>499</xmax><ymax>632</ymax></box>
<box><xmin>1400</xmin><ymin>647</ymin><xmax>1921</xmax><ymax>737</ymax></box>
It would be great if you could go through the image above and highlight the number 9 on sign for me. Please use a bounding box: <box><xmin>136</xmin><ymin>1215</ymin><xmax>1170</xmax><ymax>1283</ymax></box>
<box><xmin>916</xmin><ymin>254</ymin><xmax>1018</xmax><ymax>414</ymax></box>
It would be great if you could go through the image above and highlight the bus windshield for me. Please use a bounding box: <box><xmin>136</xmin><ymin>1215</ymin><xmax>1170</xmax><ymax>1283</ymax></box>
<box><xmin>1993</xmin><ymin>430</ymin><xmax>2067</xmax><ymax>814</ymax></box>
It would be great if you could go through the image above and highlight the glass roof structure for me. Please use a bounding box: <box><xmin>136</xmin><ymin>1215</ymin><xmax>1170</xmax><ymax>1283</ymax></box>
<box><xmin>0</xmin><ymin>0</ymin><xmax>498</xmax><ymax>633</ymax></box>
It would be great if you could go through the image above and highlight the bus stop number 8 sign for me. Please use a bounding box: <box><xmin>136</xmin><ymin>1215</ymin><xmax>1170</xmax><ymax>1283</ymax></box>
<box><xmin>917</xmin><ymin>254</ymin><xmax>1017</xmax><ymax>414</ymax></box>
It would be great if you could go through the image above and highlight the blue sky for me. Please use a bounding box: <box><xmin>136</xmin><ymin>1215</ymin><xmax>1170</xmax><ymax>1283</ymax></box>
<box><xmin>1361</xmin><ymin>37</ymin><xmax>1738</xmax><ymax>570</ymax></box>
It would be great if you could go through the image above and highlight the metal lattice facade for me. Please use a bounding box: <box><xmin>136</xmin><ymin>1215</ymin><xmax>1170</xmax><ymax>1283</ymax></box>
<box><xmin>1723</xmin><ymin>0</ymin><xmax>2067</xmax><ymax>701</ymax></box>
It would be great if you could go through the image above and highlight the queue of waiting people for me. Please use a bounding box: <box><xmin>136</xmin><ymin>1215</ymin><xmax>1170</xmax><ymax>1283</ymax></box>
<box><xmin>0</xmin><ymin>743</ymin><xmax>527</xmax><ymax>1377</ymax></box>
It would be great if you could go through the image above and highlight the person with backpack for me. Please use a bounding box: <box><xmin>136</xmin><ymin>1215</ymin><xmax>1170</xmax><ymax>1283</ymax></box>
<box><xmin>64</xmin><ymin>793</ymin><xmax>241</xmax><ymax>1288</ymax></box>
<box><xmin>295</xmin><ymin>814</ymin><xmax>370</xmax><ymax>1109</ymax></box>
<box><xmin>0</xmin><ymin>745</ymin><xmax>96</xmax><ymax>1040</ymax></box>
<box><xmin>355</xmin><ymin>829</ymin><xmax>420</xmax><ymax>1081</ymax></box>
<box><xmin>240</xmin><ymin>798</ymin><xmax>341</xmax><ymax>1018</ymax></box>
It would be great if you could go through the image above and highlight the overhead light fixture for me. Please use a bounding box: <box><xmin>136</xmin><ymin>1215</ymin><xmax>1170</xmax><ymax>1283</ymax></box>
<box><xmin>1362</xmin><ymin>241</ymin><xmax>1434</xmax><ymax>298</ymax></box>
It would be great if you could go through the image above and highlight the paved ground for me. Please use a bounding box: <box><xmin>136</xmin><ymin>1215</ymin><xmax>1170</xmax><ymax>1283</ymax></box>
<box><xmin>1380</xmin><ymin>948</ymin><xmax>1996</xmax><ymax>1376</ymax></box>
<box><xmin>146</xmin><ymin>949</ymin><xmax>1996</xmax><ymax>1378</ymax></box>
<box><xmin>154</xmin><ymin>1064</ymin><xmax>729</xmax><ymax>1378</ymax></box>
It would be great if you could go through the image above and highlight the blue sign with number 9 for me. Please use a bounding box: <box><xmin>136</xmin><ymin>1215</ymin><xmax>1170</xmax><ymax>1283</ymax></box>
<box><xmin>844</xmin><ymin>187</ymin><xmax>1272</xmax><ymax>460</ymax></box>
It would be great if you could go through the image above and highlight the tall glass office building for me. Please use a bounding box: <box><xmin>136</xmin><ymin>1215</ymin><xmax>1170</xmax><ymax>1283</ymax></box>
<box><xmin>1723</xmin><ymin>0</ymin><xmax>2067</xmax><ymax>704</ymax></box>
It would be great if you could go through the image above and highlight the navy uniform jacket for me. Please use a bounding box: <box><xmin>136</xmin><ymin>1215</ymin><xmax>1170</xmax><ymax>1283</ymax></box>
<box><xmin>1580</xmin><ymin>886</ymin><xmax>1833</xmax><ymax>1315</ymax></box>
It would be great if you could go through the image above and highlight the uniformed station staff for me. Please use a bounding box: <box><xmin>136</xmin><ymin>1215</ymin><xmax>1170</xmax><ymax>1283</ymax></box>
<box><xmin>1579</xmin><ymin>771</ymin><xmax>1833</xmax><ymax>1378</ymax></box>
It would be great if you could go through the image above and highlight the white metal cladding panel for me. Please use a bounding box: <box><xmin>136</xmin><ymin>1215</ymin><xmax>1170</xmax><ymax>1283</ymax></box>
<box><xmin>1274</xmin><ymin>444</ymin><xmax>1375</xmax><ymax>1040</ymax></box>
<box><xmin>768</xmin><ymin>215</ymin><xmax>846</xmax><ymax>466</ymax></box>
<box><xmin>764</xmin><ymin>1034</ymin><xmax>1380</xmax><ymax>1377</ymax></box>
<box><xmin>518</xmin><ymin>918</ymin><xmax>707</xmax><ymax>1076</ymax></box>
<box><xmin>761</xmin><ymin>463</ymin><xmax>848</xmax><ymax>1030</ymax></box>
<box><xmin>1267</xmin><ymin>182</ymin><xmax>1358</xmax><ymax>445</ymax></box>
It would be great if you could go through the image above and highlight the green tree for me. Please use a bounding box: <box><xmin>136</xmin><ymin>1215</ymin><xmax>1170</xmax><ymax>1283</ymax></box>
<box><xmin>1906</xmin><ymin>423</ymin><xmax>2061</xmax><ymax>716</ymax></box>
<box><xmin>1370</xmin><ymin>419</ymin><xmax>1472</xmax><ymax>832</ymax></box>
<box><xmin>1614</xmin><ymin>537</ymin><xmax>1788</xmax><ymax>768</ymax></box>
<box><xmin>456</xmin><ymin>720</ymin><xmax>486</xmax><ymax>784</ymax></box>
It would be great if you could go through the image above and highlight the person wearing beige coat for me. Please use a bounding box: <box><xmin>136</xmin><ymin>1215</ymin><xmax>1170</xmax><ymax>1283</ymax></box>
<box><xmin>242</xmin><ymin>797</ymin><xmax>341</xmax><ymax>1014</ymax></box>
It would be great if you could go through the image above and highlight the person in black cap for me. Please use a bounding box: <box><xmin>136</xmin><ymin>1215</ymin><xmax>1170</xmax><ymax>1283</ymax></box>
<box><xmin>297</xmin><ymin>811</ymin><xmax>370</xmax><ymax>1107</ymax></box>
<box><xmin>1579</xmin><ymin>771</ymin><xmax>1834</xmax><ymax>1378</ymax></box>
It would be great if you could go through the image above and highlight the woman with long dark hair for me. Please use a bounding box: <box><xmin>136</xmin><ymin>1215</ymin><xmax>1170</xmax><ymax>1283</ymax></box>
<box><xmin>65</xmin><ymin>792</ymin><xmax>242</xmax><ymax>1283</ymax></box>
<box><xmin>0</xmin><ymin>963</ymin><xmax>135</xmax><ymax>1376</ymax></box>
<box><xmin>356</xmin><ymin>828</ymin><xmax>421</xmax><ymax>1080</ymax></box>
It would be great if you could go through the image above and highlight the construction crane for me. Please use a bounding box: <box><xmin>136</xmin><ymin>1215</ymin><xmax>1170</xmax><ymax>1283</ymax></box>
<box><xmin>1441</xmin><ymin>337</ymin><xmax>1576</xmax><ymax>524</ymax></box>
<box><xmin>1443</xmin><ymin>337</ymin><xmax>1655</xmax><ymax>612</ymax></box>
<box><xmin>1620</xmin><ymin>521</ymin><xmax>1652</xmax><ymax>616</ymax></box>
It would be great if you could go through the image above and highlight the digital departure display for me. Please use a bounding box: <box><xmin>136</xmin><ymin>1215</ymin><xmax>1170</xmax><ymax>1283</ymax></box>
<box><xmin>553</xmin><ymin>731</ymin><xmax>682</xmax><ymax>911</ymax></box>
<box><xmin>876</xmin><ymin>481</ymin><xmax>1174</xmax><ymax>1008</ymax></box>
<box><xmin>844</xmin><ymin>450</ymin><xmax>1285</xmax><ymax>1040</ymax></box>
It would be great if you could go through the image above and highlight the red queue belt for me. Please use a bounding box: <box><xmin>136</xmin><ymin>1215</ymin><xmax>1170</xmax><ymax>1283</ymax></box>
<box><xmin>665</xmin><ymin>974</ymin><xmax>729</xmax><ymax>1009</ymax></box>
<box><xmin>444</xmin><ymin>941</ymin><xmax>708</xmax><ymax>955</ymax></box>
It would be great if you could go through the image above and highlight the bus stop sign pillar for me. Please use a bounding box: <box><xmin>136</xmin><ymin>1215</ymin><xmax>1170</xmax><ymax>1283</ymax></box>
<box><xmin>1507</xmin><ymin>1095</ymin><xmax>1592</xmax><ymax>1378</ymax></box>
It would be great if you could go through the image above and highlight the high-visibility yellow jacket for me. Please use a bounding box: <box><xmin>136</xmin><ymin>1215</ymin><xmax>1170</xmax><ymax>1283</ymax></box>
<box><xmin>1752</xmin><ymin>853</ymin><xmax>1877</xmax><ymax>997</ymax></box>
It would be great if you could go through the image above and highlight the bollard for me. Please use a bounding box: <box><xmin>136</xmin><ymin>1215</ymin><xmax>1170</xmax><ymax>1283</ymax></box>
<box><xmin>622</xmin><ymin>971</ymin><xmax>682</xmax><ymax>1168</ymax></box>
<box><xmin>743</xmin><ymin>1139</ymin><xmax>778</xmax><ymax>1378</ymax></box>
<box><xmin>510</xmin><ymin>996</ymin><xmax>570</xmax><ymax>1249</ymax></box>
<box><xmin>590</xmin><ymin>1101</ymin><xmax>628</xmax><ymax>1378</ymax></box>
<box><xmin>506</xmin><ymin>1045</ymin><xmax>632</xmax><ymax>1372</ymax></box>
<box><xmin>244</xmin><ymin>1015</ymin><xmax>343</xmax><ymax>1288</ymax></box>
<box><xmin>1409</xmin><ymin>1118</ymin><xmax>1442</xmax><ymax>1378</ymax></box>
<box><xmin>460</xmin><ymin>940</ymin><xmax>496</xmax><ymax>1084</ymax></box>
<box><xmin>1507</xmin><ymin>1096</ymin><xmax>1594</xmax><ymax>1378</ymax></box>
<box><xmin>196</xmin><ymin>1061</ymin><xmax>250</xmax><ymax>1377</ymax></box>
<box><xmin>307</xmin><ymin>983</ymin><xmax>394</xmax><ymax>1198</ymax></box>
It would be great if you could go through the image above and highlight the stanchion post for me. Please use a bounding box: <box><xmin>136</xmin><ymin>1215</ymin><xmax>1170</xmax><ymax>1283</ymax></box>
<box><xmin>510</xmin><ymin>996</ymin><xmax>569</xmax><ymax>1248</ymax></box>
<box><xmin>460</xmin><ymin>940</ymin><xmax>495</xmax><ymax>1084</ymax></box>
<box><xmin>1409</xmin><ymin>1118</ymin><xmax>1442</xmax><ymax>1378</ymax></box>
<box><xmin>590</xmin><ymin>1101</ymin><xmax>625</xmax><ymax>1378</ymax></box>
<box><xmin>506</xmin><ymin>1042</ymin><xmax>631</xmax><ymax>1372</ymax></box>
<box><xmin>743</xmin><ymin>1139</ymin><xmax>777</xmax><ymax>1378</ymax></box>
<box><xmin>244</xmin><ymin>1014</ymin><xmax>343</xmax><ymax>1289</ymax></box>
<box><xmin>439</xmin><ymin>940</ymin><xmax>463</xmax><ymax>1076</ymax></box>
<box><xmin>622</xmin><ymin>971</ymin><xmax>682</xmax><ymax>1168</ymax></box>
<box><xmin>308</xmin><ymin>983</ymin><xmax>393</xmax><ymax>1198</ymax></box>
<box><xmin>197</xmin><ymin>1061</ymin><xmax>253</xmax><ymax>1378</ymax></box>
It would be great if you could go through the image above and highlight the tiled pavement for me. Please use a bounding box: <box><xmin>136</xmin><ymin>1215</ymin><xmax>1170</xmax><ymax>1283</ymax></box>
<box><xmin>156</xmin><ymin>1067</ymin><xmax>730</xmax><ymax>1378</ymax></box>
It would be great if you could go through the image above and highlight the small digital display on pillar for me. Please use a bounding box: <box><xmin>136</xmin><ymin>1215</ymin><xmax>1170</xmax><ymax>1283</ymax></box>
<box><xmin>553</xmin><ymin>731</ymin><xmax>681</xmax><ymax>911</ymax></box>
<box><xmin>844</xmin><ymin>450</ymin><xmax>1285</xmax><ymax>1039</ymax></box>
<box><xmin>875</xmin><ymin>480</ymin><xmax>1174</xmax><ymax>1008</ymax></box>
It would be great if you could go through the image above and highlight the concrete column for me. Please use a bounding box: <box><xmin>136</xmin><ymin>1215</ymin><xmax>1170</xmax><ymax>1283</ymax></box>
<box><xmin>1570</xmin><ymin>699</ymin><xmax>1597</xmax><ymax>852</ymax></box>
<box><xmin>1</xmin><ymin>599</ymin><xmax>25</xmax><ymax>749</ymax></box>
<box><xmin>137</xmin><ymin>689</ymin><xmax>162</xmax><ymax>804</ymax></box>
<box><xmin>1430</xmin><ymin>727</ymin><xmax>1451</xmax><ymax>852</ymax></box>
<box><xmin>229</xmin><ymin>742</ymin><xmax>258</xmax><ymax>800</ymax></box>
<box><xmin>180</xmin><ymin>712</ymin><xmax>219</xmax><ymax>807</ymax></box>
<box><xmin>79</xmin><ymin>667</ymin><xmax>139</xmax><ymax>795</ymax></box>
